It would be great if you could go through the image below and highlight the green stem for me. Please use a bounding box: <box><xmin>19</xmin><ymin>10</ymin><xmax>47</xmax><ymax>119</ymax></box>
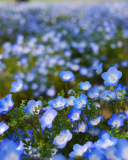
<box><xmin>22</xmin><ymin>90</ymin><xmax>27</xmax><ymax>102</ymax></box>
<box><xmin>65</xmin><ymin>81</ymin><xmax>68</xmax><ymax>98</ymax></box>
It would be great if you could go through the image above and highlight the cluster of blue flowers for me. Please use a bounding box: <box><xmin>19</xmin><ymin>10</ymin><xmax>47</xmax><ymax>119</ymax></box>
<box><xmin>0</xmin><ymin>66</ymin><xmax>128</xmax><ymax>160</ymax></box>
<box><xmin>0</xmin><ymin>1</ymin><xmax>128</xmax><ymax>101</ymax></box>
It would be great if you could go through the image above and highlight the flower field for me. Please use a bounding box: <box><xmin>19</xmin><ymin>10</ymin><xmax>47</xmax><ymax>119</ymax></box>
<box><xmin>0</xmin><ymin>1</ymin><xmax>128</xmax><ymax>160</ymax></box>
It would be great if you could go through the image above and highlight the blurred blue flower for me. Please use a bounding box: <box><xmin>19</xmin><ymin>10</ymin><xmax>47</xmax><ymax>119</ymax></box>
<box><xmin>59</xmin><ymin>71</ymin><xmax>75</xmax><ymax>81</ymax></box>
<box><xmin>10</xmin><ymin>77</ymin><xmax>23</xmax><ymax>93</ymax></box>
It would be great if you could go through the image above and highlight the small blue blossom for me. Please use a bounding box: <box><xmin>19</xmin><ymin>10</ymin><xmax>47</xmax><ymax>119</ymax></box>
<box><xmin>88</xmin><ymin>88</ymin><xmax>100</xmax><ymax>100</ymax></box>
<box><xmin>79</xmin><ymin>66</ymin><xmax>88</xmax><ymax>76</ymax></box>
<box><xmin>48</xmin><ymin>96</ymin><xmax>67</xmax><ymax>110</ymax></box>
<box><xmin>39</xmin><ymin>108</ymin><xmax>57</xmax><ymax>130</ymax></box>
<box><xmin>94</xmin><ymin>133</ymin><xmax>117</xmax><ymax>149</ymax></box>
<box><xmin>84</xmin><ymin>148</ymin><xmax>105</xmax><ymax>160</ymax></box>
<box><xmin>0</xmin><ymin>94</ymin><xmax>14</xmax><ymax>114</ymax></box>
<box><xmin>80</xmin><ymin>81</ymin><xmax>92</xmax><ymax>90</ymax></box>
<box><xmin>115</xmin><ymin>83</ymin><xmax>127</xmax><ymax>100</ymax></box>
<box><xmin>69</xmin><ymin>142</ymin><xmax>93</xmax><ymax>158</ymax></box>
<box><xmin>88</xmin><ymin>128</ymin><xmax>100</xmax><ymax>137</ymax></box>
<box><xmin>10</xmin><ymin>77</ymin><xmax>23</xmax><ymax>93</ymax></box>
<box><xmin>0</xmin><ymin>121</ymin><xmax>9</xmax><ymax>135</ymax></box>
<box><xmin>53</xmin><ymin>129</ymin><xmax>72</xmax><ymax>148</ymax></box>
<box><xmin>66</xmin><ymin>96</ymin><xmax>75</xmax><ymax>107</ymax></box>
<box><xmin>100</xmin><ymin>90</ymin><xmax>116</xmax><ymax>102</ymax></box>
<box><xmin>20</xmin><ymin>56</ymin><xmax>28</xmax><ymax>66</ymax></box>
<box><xmin>67</xmin><ymin>108</ymin><xmax>81</xmax><ymax>123</ymax></box>
<box><xmin>88</xmin><ymin>115</ymin><xmax>103</xmax><ymax>127</ymax></box>
<box><xmin>73</xmin><ymin>94</ymin><xmax>88</xmax><ymax>109</ymax></box>
<box><xmin>101</xmin><ymin>67</ymin><xmax>122</xmax><ymax>86</ymax></box>
<box><xmin>112</xmin><ymin>112</ymin><xmax>127</xmax><ymax>120</ymax></box>
<box><xmin>94</xmin><ymin>63</ymin><xmax>103</xmax><ymax>74</ymax></box>
<box><xmin>25</xmin><ymin>72</ymin><xmax>36</xmax><ymax>83</ymax></box>
<box><xmin>107</xmin><ymin>116</ymin><xmax>124</xmax><ymax>128</ymax></box>
<box><xmin>25</xmin><ymin>100</ymin><xmax>42</xmax><ymax>115</ymax></box>
<box><xmin>46</xmin><ymin>87</ymin><xmax>56</xmax><ymax>97</ymax></box>
<box><xmin>73</xmin><ymin>122</ymin><xmax>88</xmax><ymax>133</ymax></box>
<box><xmin>59</xmin><ymin>71</ymin><xmax>75</xmax><ymax>81</ymax></box>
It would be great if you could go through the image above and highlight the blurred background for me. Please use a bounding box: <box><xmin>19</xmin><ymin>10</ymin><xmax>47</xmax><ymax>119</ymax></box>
<box><xmin>0</xmin><ymin>0</ymin><xmax>128</xmax><ymax>106</ymax></box>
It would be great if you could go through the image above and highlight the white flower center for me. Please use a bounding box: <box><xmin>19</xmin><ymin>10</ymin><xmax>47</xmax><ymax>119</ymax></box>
<box><xmin>78</xmin><ymin>100</ymin><xmax>86</xmax><ymax>108</ymax></box>
<box><xmin>89</xmin><ymin>93</ymin><xmax>99</xmax><ymax>99</ymax></box>
<box><xmin>72</xmin><ymin>113</ymin><xmax>79</xmax><ymax>120</ymax></box>
<box><xmin>103</xmin><ymin>95</ymin><xmax>110</xmax><ymax>101</ymax></box>
<box><xmin>89</xmin><ymin>129</ymin><xmax>99</xmax><ymax>135</ymax></box>
<box><xmin>76</xmin><ymin>149</ymin><xmax>84</xmax><ymax>156</ymax></box>
<box><xmin>16</xmin><ymin>84</ymin><xmax>22</xmax><ymax>91</ymax></box>
<box><xmin>54</xmin><ymin>102</ymin><xmax>62</xmax><ymax>108</ymax></box>
<box><xmin>56</xmin><ymin>134</ymin><xmax>67</xmax><ymax>145</ymax></box>
<box><xmin>5</xmin><ymin>152</ymin><xmax>19</xmax><ymax>160</ymax></box>
<box><xmin>63</xmin><ymin>75</ymin><xmax>71</xmax><ymax>80</ymax></box>
<box><xmin>4</xmin><ymin>101</ymin><xmax>13</xmax><ymax>110</ymax></box>
<box><xmin>90</xmin><ymin>155</ymin><xmax>100</xmax><ymax>160</ymax></box>
<box><xmin>68</xmin><ymin>100</ymin><xmax>74</xmax><ymax>106</ymax></box>
<box><xmin>91</xmin><ymin>117</ymin><xmax>100</xmax><ymax>125</ymax></box>
<box><xmin>82</xmin><ymin>85</ymin><xmax>89</xmax><ymax>90</ymax></box>
<box><xmin>45</xmin><ymin>114</ymin><xmax>54</xmax><ymax>124</ymax></box>
<box><xmin>108</xmin><ymin>74</ymin><xmax>118</xmax><ymax>83</ymax></box>
<box><xmin>112</xmin><ymin>120</ymin><xmax>120</xmax><ymax>127</ymax></box>
<box><xmin>102</xmin><ymin>139</ymin><xmax>114</xmax><ymax>148</ymax></box>
<box><xmin>117</xmin><ymin>92</ymin><xmax>122</xmax><ymax>99</ymax></box>
<box><xmin>78</xmin><ymin>125</ymin><xmax>86</xmax><ymax>132</ymax></box>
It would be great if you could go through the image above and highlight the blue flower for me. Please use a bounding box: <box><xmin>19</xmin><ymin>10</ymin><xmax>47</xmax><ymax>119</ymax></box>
<box><xmin>0</xmin><ymin>138</ymin><xmax>22</xmax><ymax>160</ymax></box>
<box><xmin>0</xmin><ymin>121</ymin><xmax>9</xmax><ymax>135</ymax></box>
<box><xmin>88</xmin><ymin>88</ymin><xmax>100</xmax><ymax>100</ymax></box>
<box><xmin>94</xmin><ymin>133</ymin><xmax>117</xmax><ymax>149</ymax></box>
<box><xmin>46</xmin><ymin>87</ymin><xmax>56</xmax><ymax>97</ymax></box>
<box><xmin>115</xmin><ymin>83</ymin><xmax>127</xmax><ymax>100</ymax></box>
<box><xmin>25</xmin><ymin>100</ymin><xmax>42</xmax><ymax>115</ymax></box>
<box><xmin>39</xmin><ymin>108</ymin><xmax>57</xmax><ymax>130</ymax></box>
<box><xmin>52</xmin><ymin>153</ymin><xmax>67</xmax><ymax>160</ymax></box>
<box><xmin>73</xmin><ymin>94</ymin><xmax>88</xmax><ymax>109</ymax></box>
<box><xmin>25</xmin><ymin>72</ymin><xmax>36</xmax><ymax>83</ymax></box>
<box><xmin>116</xmin><ymin>139</ymin><xmax>128</xmax><ymax>160</ymax></box>
<box><xmin>48</xmin><ymin>96</ymin><xmax>67</xmax><ymax>110</ymax></box>
<box><xmin>69</xmin><ymin>142</ymin><xmax>93</xmax><ymax>158</ymax></box>
<box><xmin>0</xmin><ymin>94</ymin><xmax>14</xmax><ymax>114</ymax></box>
<box><xmin>112</xmin><ymin>112</ymin><xmax>127</xmax><ymax>120</ymax></box>
<box><xmin>79</xmin><ymin>66</ymin><xmax>88</xmax><ymax>76</ymax></box>
<box><xmin>105</xmin><ymin>146</ymin><xmax>120</xmax><ymax>160</ymax></box>
<box><xmin>67</xmin><ymin>108</ymin><xmax>81</xmax><ymax>123</ymax></box>
<box><xmin>84</xmin><ymin>148</ymin><xmax>105</xmax><ymax>160</ymax></box>
<box><xmin>107</xmin><ymin>116</ymin><xmax>124</xmax><ymax>128</ymax></box>
<box><xmin>53</xmin><ymin>129</ymin><xmax>72</xmax><ymax>148</ymax></box>
<box><xmin>59</xmin><ymin>71</ymin><xmax>75</xmax><ymax>81</ymax></box>
<box><xmin>80</xmin><ymin>81</ymin><xmax>92</xmax><ymax>90</ymax></box>
<box><xmin>73</xmin><ymin>122</ymin><xmax>88</xmax><ymax>133</ymax></box>
<box><xmin>88</xmin><ymin>115</ymin><xmax>103</xmax><ymax>127</ymax></box>
<box><xmin>66</xmin><ymin>96</ymin><xmax>75</xmax><ymax>107</ymax></box>
<box><xmin>10</xmin><ymin>77</ymin><xmax>23</xmax><ymax>93</ymax></box>
<box><xmin>100</xmin><ymin>90</ymin><xmax>116</xmax><ymax>102</ymax></box>
<box><xmin>101</xmin><ymin>67</ymin><xmax>122</xmax><ymax>86</ymax></box>
<box><xmin>20</xmin><ymin>56</ymin><xmax>28</xmax><ymax>66</ymax></box>
<box><xmin>88</xmin><ymin>128</ymin><xmax>100</xmax><ymax>137</ymax></box>
<box><xmin>94</xmin><ymin>63</ymin><xmax>103</xmax><ymax>74</ymax></box>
